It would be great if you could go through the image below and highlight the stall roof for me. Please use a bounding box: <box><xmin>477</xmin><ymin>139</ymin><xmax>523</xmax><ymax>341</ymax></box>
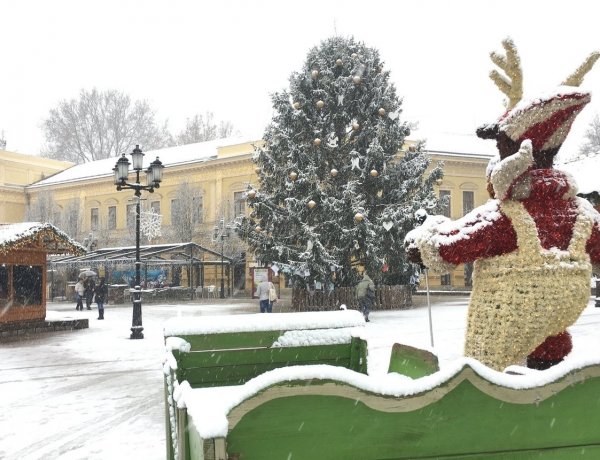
<box><xmin>0</xmin><ymin>222</ymin><xmax>86</xmax><ymax>255</ymax></box>
<box><xmin>49</xmin><ymin>242</ymin><xmax>231</xmax><ymax>268</ymax></box>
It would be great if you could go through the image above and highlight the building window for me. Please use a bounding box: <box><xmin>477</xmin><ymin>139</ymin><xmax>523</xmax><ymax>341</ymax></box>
<box><xmin>193</xmin><ymin>195</ymin><xmax>204</xmax><ymax>224</ymax></box>
<box><xmin>463</xmin><ymin>191</ymin><xmax>474</xmax><ymax>216</ymax></box>
<box><xmin>170</xmin><ymin>199</ymin><xmax>179</xmax><ymax>225</ymax></box>
<box><xmin>150</xmin><ymin>201</ymin><xmax>161</xmax><ymax>214</ymax></box>
<box><xmin>90</xmin><ymin>208</ymin><xmax>99</xmax><ymax>231</ymax></box>
<box><xmin>108</xmin><ymin>206</ymin><xmax>117</xmax><ymax>230</ymax></box>
<box><xmin>439</xmin><ymin>190</ymin><xmax>451</xmax><ymax>218</ymax></box>
<box><xmin>53</xmin><ymin>210</ymin><xmax>61</xmax><ymax>226</ymax></box>
<box><xmin>441</xmin><ymin>273</ymin><xmax>451</xmax><ymax>286</ymax></box>
<box><xmin>234</xmin><ymin>191</ymin><xmax>246</xmax><ymax>217</ymax></box>
<box><xmin>127</xmin><ymin>204</ymin><xmax>136</xmax><ymax>228</ymax></box>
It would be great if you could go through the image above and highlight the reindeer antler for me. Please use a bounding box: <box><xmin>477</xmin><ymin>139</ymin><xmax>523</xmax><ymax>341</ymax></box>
<box><xmin>489</xmin><ymin>38</ymin><xmax>523</xmax><ymax>110</ymax></box>
<box><xmin>562</xmin><ymin>51</ymin><xmax>600</xmax><ymax>87</ymax></box>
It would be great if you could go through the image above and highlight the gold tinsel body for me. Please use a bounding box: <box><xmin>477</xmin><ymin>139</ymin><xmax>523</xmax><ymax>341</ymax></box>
<box><xmin>464</xmin><ymin>200</ymin><xmax>593</xmax><ymax>371</ymax></box>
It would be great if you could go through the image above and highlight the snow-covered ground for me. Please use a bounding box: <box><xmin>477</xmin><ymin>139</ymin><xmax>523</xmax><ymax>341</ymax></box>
<box><xmin>0</xmin><ymin>295</ymin><xmax>599</xmax><ymax>459</ymax></box>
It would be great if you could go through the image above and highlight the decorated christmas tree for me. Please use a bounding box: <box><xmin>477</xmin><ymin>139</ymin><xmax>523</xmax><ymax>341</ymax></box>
<box><xmin>237</xmin><ymin>36</ymin><xmax>442</xmax><ymax>288</ymax></box>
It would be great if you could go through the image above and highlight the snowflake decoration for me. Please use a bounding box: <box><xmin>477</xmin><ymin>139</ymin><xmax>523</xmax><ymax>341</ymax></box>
<box><xmin>139</xmin><ymin>208</ymin><xmax>162</xmax><ymax>241</ymax></box>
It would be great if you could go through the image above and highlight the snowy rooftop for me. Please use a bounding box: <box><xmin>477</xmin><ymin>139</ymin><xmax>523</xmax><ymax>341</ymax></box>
<box><xmin>0</xmin><ymin>222</ymin><xmax>86</xmax><ymax>254</ymax></box>
<box><xmin>557</xmin><ymin>154</ymin><xmax>600</xmax><ymax>195</ymax></box>
<box><xmin>164</xmin><ymin>310</ymin><xmax>365</xmax><ymax>336</ymax></box>
<box><xmin>413</xmin><ymin>131</ymin><xmax>497</xmax><ymax>158</ymax></box>
<box><xmin>29</xmin><ymin>135</ymin><xmax>258</xmax><ymax>187</ymax></box>
<box><xmin>24</xmin><ymin>131</ymin><xmax>597</xmax><ymax>195</ymax></box>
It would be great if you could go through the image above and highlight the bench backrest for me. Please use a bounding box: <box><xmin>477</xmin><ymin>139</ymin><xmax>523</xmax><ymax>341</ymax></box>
<box><xmin>164</xmin><ymin>311</ymin><xmax>367</xmax><ymax>388</ymax></box>
<box><xmin>171</xmin><ymin>332</ymin><xmax>367</xmax><ymax>388</ymax></box>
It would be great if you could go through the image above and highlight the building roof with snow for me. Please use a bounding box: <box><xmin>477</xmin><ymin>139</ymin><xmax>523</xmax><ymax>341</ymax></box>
<box><xmin>557</xmin><ymin>154</ymin><xmax>600</xmax><ymax>196</ymax></box>
<box><xmin>24</xmin><ymin>132</ymin><xmax>597</xmax><ymax>198</ymax></box>
<box><xmin>28</xmin><ymin>135</ymin><xmax>259</xmax><ymax>188</ymax></box>
<box><xmin>413</xmin><ymin>131</ymin><xmax>498</xmax><ymax>158</ymax></box>
<box><xmin>0</xmin><ymin>222</ymin><xmax>86</xmax><ymax>255</ymax></box>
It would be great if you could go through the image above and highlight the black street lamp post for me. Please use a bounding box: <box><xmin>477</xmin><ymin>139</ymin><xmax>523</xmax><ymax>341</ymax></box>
<box><xmin>113</xmin><ymin>145</ymin><xmax>164</xmax><ymax>339</ymax></box>
<box><xmin>213</xmin><ymin>219</ymin><xmax>230</xmax><ymax>299</ymax></box>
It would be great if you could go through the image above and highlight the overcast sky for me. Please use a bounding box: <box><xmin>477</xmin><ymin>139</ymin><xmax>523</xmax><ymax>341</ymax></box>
<box><xmin>2</xmin><ymin>0</ymin><xmax>599</xmax><ymax>161</ymax></box>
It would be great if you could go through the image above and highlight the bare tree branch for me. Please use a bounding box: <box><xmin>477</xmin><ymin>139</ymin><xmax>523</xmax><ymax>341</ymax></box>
<box><xmin>176</xmin><ymin>112</ymin><xmax>237</xmax><ymax>145</ymax></box>
<box><xmin>578</xmin><ymin>113</ymin><xmax>600</xmax><ymax>158</ymax></box>
<box><xmin>41</xmin><ymin>88</ymin><xmax>174</xmax><ymax>163</ymax></box>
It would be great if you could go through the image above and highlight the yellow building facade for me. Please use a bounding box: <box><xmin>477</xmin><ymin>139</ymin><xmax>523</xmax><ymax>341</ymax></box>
<box><xmin>0</xmin><ymin>149</ymin><xmax>72</xmax><ymax>223</ymax></box>
<box><xmin>6</xmin><ymin>137</ymin><xmax>492</xmax><ymax>292</ymax></box>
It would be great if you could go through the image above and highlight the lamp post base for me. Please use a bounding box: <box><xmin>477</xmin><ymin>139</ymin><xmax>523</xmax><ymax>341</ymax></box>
<box><xmin>220</xmin><ymin>279</ymin><xmax>225</xmax><ymax>299</ymax></box>
<box><xmin>130</xmin><ymin>326</ymin><xmax>144</xmax><ymax>339</ymax></box>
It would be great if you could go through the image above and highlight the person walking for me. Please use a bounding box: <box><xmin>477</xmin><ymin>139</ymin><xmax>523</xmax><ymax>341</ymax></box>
<box><xmin>355</xmin><ymin>272</ymin><xmax>375</xmax><ymax>322</ymax></box>
<box><xmin>409</xmin><ymin>272</ymin><xmax>420</xmax><ymax>293</ymax></box>
<box><xmin>74</xmin><ymin>278</ymin><xmax>85</xmax><ymax>311</ymax></box>
<box><xmin>255</xmin><ymin>276</ymin><xmax>275</xmax><ymax>313</ymax></box>
<box><xmin>94</xmin><ymin>277</ymin><xmax>108</xmax><ymax>320</ymax></box>
<box><xmin>84</xmin><ymin>276</ymin><xmax>95</xmax><ymax>310</ymax></box>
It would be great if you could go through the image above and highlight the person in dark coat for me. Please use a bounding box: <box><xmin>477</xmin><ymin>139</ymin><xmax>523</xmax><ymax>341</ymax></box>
<box><xmin>84</xmin><ymin>276</ymin><xmax>95</xmax><ymax>310</ymax></box>
<box><xmin>94</xmin><ymin>277</ymin><xmax>108</xmax><ymax>320</ymax></box>
<box><xmin>355</xmin><ymin>272</ymin><xmax>375</xmax><ymax>322</ymax></box>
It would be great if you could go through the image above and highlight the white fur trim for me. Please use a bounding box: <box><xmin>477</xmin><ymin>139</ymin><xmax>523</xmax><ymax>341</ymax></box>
<box><xmin>490</xmin><ymin>140</ymin><xmax>533</xmax><ymax>200</ymax></box>
<box><xmin>405</xmin><ymin>215</ymin><xmax>457</xmax><ymax>275</ymax></box>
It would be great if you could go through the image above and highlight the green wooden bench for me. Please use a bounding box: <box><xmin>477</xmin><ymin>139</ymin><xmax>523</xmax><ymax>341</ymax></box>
<box><xmin>172</xmin><ymin>359</ymin><xmax>600</xmax><ymax>460</ymax></box>
<box><xmin>163</xmin><ymin>310</ymin><xmax>368</xmax><ymax>460</ymax></box>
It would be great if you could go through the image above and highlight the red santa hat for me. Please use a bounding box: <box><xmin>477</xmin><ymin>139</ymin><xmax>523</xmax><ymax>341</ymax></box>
<box><xmin>477</xmin><ymin>88</ymin><xmax>591</xmax><ymax>152</ymax></box>
<box><xmin>476</xmin><ymin>38</ymin><xmax>599</xmax><ymax>153</ymax></box>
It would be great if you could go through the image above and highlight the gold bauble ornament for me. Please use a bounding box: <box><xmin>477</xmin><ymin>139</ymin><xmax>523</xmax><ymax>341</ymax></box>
<box><xmin>311</xmin><ymin>70</ymin><xmax>319</xmax><ymax>79</ymax></box>
<box><xmin>370</xmin><ymin>169</ymin><xmax>379</xmax><ymax>177</ymax></box>
<box><xmin>378</xmin><ymin>107</ymin><xmax>386</xmax><ymax>116</ymax></box>
<box><xmin>354</xmin><ymin>213</ymin><xmax>364</xmax><ymax>222</ymax></box>
<box><xmin>316</xmin><ymin>100</ymin><xmax>325</xmax><ymax>109</ymax></box>
<box><xmin>255</xmin><ymin>226</ymin><xmax>262</xmax><ymax>232</ymax></box>
<box><xmin>352</xmin><ymin>75</ymin><xmax>361</xmax><ymax>84</ymax></box>
<box><xmin>352</xmin><ymin>122</ymin><xmax>360</xmax><ymax>131</ymax></box>
<box><xmin>293</xmin><ymin>101</ymin><xmax>301</xmax><ymax>109</ymax></box>
<box><xmin>313</xmin><ymin>138</ymin><xmax>322</xmax><ymax>147</ymax></box>
<box><xmin>335</xmin><ymin>58</ymin><xmax>343</xmax><ymax>66</ymax></box>
<box><xmin>247</xmin><ymin>189</ymin><xmax>256</xmax><ymax>199</ymax></box>
<box><xmin>289</xmin><ymin>171</ymin><xmax>298</xmax><ymax>181</ymax></box>
<box><xmin>254</xmin><ymin>167</ymin><xmax>261</xmax><ymax>174</ymax></box>
<box><xmin>351</xmin><ymin>53</ymin><xmax>358</xmax><ymax>58</ymax></box>
<box><xmin>308</xmin><ymin>200</ymin><xmax>317</xmax><ymax>209</ymax></box>
<box><xmin>330</xmin><ymin>168</ymin><xmax>339</xmax><ymax>177</ymax></box>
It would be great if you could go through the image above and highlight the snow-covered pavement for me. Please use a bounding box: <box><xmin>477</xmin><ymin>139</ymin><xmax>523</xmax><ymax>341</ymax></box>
<box><xmin>1</xmin><ymin>295</ymin><xmax>598</xmax><ymax>459</ymax></box>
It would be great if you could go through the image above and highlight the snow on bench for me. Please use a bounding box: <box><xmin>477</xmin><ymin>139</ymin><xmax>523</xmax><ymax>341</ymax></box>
<box><xmin>163</xmin><ymin>310</ymin><xmax>368</xmax><ymax>460</ymax></box>
<box><xmin>173</xmin><ymin>356</ymin><xmax>600</xmax><ymax>460</ymax></box>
